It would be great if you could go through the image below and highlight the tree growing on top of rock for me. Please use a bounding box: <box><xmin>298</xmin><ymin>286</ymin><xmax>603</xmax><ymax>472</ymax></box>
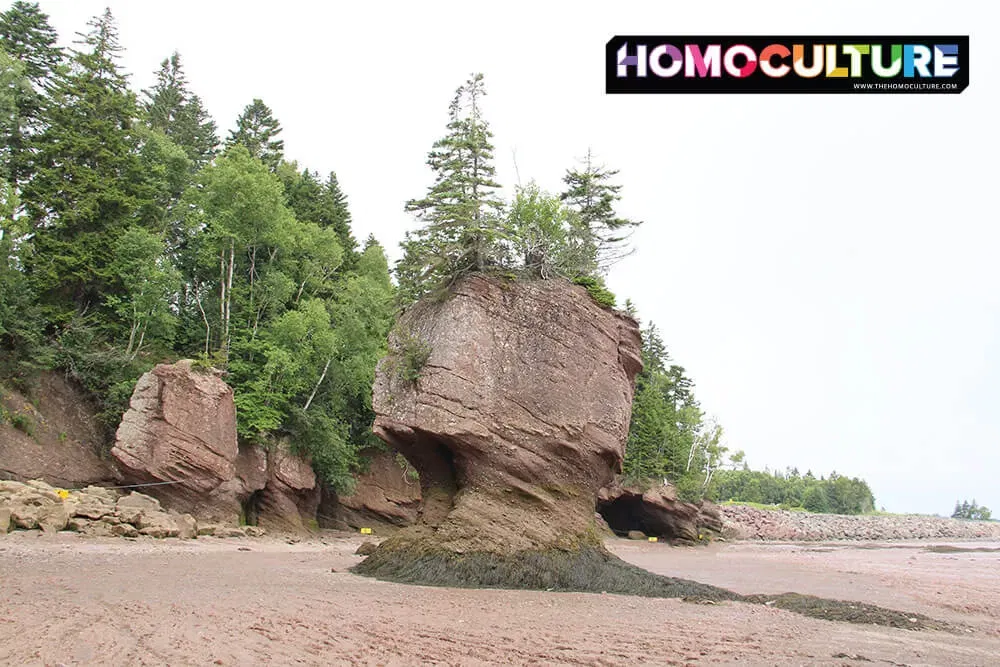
<box><xmin>560</xmin><ymin>148</ymin><xmax>642</xmax><ymax>275</ymax></box>
<box><xmin>397</xmin><ymin>73</ymin><xmax>506</xmax><ymax>303</ymax></box>
<box><xmin>397</xmin><ymin>76</ymin><xmax>643</xmax><ymax>309</ymax></box>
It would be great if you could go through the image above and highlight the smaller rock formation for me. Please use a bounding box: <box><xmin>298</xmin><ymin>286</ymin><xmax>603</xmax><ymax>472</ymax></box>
<box><xmin>110</xmin><ymin>360</ymin><xmax>319</xmax><ymax>530</ymax></box>
<box><xmin>327</xmin><ymin>448</ymin><xmax>421</xmax><ymax>529</ymax></box>
<box><xmin>112</xmin><ymin>360</ymin><xmax>258</xmax><ymax>523</ymax></box>
<box><xmin>597</xmin><ymin>482</ymin><xmax>723</xmax><ymax>544</ymax></box>
<box><xmin>256</xmin><ymin>440</ymin><xmax>319</xmax><ymax>532</ymax></box>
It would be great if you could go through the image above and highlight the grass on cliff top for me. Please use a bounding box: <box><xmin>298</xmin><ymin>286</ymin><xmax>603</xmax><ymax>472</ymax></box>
<box><xmin>352</xmin><ymin>542</ymin><xmax>948</xmax><ymax>631</ymax></box>
<box><xmin>720</xmin><ymin>500</ymin><xmax>809</xmax><ymax>512</ymax></box>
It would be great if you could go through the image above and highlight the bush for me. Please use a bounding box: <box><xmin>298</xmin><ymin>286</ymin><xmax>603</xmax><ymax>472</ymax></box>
<box><xmin>572</xmin><ymin>275</ymin><xmax>616</xmax><ymax>309</ymax></box>
<box><xmin>392</xmin><ymin>330</ymin><xmax>432</xmax><ymax>384</ymax></box>
<box><xmin>10</xmin><ymin>412</ymin><xmax>34</xmax><ymax>436</ymax></box>
<box><xmin>50</xmin><ymin>319</ymin><xmax>152</xmax><ymax>439</ymax></box>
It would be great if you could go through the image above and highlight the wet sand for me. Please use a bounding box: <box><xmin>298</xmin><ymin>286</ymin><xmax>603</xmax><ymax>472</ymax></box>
<box><xmin>1</xmin><ymin>532</ymin><xmax>997</xmax><ymax>665</ymax></box>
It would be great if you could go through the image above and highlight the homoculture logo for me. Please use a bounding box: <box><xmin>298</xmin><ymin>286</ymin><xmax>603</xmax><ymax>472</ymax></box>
<box><xmin>606</xmin><ymin>36</ymin><xmax>969</xmax><ymax>94</ymax></box>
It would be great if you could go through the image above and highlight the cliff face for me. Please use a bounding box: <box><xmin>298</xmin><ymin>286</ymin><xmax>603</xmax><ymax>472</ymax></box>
<box><xmin>0</xmin><ymin>373</ymin><xmax>114</xmax><ymax>488</ymax></box>
<box><xmin>323</xmin><ymin>448</ymin><xmax>422</xmax><ymax>530</ymax></box>
<box><xmin>369</xmin><ymin>275</ymin><xmax>642</xmax><ymax>554</ymax></box>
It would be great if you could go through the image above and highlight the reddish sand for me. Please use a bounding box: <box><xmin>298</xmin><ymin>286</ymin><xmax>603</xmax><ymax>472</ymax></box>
<box><xmin>1</xmin><ymin>532</ymin><xmax>997</xmax><ymax>665</ymax></box>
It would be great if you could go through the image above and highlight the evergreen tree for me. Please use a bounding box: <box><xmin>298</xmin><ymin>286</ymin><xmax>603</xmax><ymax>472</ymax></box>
<box><xmin>623</xmin><ymin>322</ymin><xmax>706</xmax><ymax>491</ymax></box>
<box><xmin>0</xmin><ymin>1</ymin><xmax>63</xmax><ymax>188</ymax></box>
<box><xmin>23</xmin><ymin>8</ymin><xmax>142</xmax><ymax>325</ymax></box>
<box><xmin>225</xmin><ymin>98</ymin><xmax>283</xmax><ymax>169</ymax></box>
<box><xmin>952</xmin><ymin>499</ymin><xmax>992</xmax><ymax>520</ymax></box>
<box><xmin>398</xmin><ymin>73</ymin><xmax>505</xmax><ymax>302</ymax></box>
<box><xmin>278</xmin><ymin>165</ymin><xmax>358</xmax><ymax>264</ymax></box>
<box><xmin>560</xmin><ymin>149</ymin><xmax>641</xmax><ymax>274</ymax></box>
<box><xmin>143</xmin><ymin>51</ymin><xmax>218</xmax><ymax>168</ymax></box>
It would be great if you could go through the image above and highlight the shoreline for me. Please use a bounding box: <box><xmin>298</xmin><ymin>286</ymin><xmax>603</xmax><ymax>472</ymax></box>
<box><xmin>719</xmin><ymin>503</ymin><xmax>1000</xmax><ymax>542</ymax></box>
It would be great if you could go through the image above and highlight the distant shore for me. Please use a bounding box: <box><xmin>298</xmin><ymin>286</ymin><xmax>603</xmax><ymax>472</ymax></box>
<box><xmin>719</xmin><ymin>504</ymin><xmax>1000</xmax><ymax>541</ymax></box>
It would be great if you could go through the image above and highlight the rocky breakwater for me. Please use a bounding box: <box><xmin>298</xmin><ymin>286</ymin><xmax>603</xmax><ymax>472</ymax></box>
<box><xmin>720</xmin><ymin>504</ymin><xmax>1000</xmax><ymax>541</ymax></box>
<box><xmin>0</xmin><ymin>478</ymin><xmax>266</xmax><ymax>538</ymax></box>
<box><xmin>111</xmin><ymin>360</ymin><xmax>317</xmax><ymax>530</ymax></box>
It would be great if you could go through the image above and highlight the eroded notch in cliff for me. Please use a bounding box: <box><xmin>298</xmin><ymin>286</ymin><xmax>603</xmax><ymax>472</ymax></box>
<box><xmin>376</xmin><ymin>424</ymin><xmax>459</xmax><ymax>527</ymax></box>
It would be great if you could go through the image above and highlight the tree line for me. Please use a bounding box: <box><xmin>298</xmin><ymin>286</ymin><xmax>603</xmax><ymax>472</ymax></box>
<box><xmin>0</xmin><ymin>4</ymin><xmax>392</xmax><ymax>488</ymax></box>
<box><xmin>2</xmin><ymin>4</ymin><xmax>886</xmax><ymax>512</ymax></box>
<box><xmin>952</xmin><ymin>500</ymin><xmax>991</xmax><ymax>521</ymax></box>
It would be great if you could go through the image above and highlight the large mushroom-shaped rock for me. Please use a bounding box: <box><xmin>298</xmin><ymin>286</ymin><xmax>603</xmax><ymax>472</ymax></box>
<box><xmin>357</xmin><ymin>276</ymin><xmax>671</xmax><ymax>588</ymax></box>
<box><xmin>111</xmin><ymin>360</ymin><xmax>265</xmax><ymax>523</ymax></box>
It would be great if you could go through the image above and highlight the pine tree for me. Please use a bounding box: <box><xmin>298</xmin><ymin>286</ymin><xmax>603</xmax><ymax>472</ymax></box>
<box><xmin>398</xmin><ymin>73</ymin><xmax>505</xmax><ymax>301</ymax></box>
<box><xmin>560</xmin><ymin>149</ymin><xmax>641</xmax><ymax>274</ymax></box>
<box><xmin>323</xmin><ymin>171</ymin><xmax>357</xmax><ymax>261</ymax></box>
<box><xmin>226</xmin><ymin>98</ymin><xmax>283</xmax><ymax>169</ymax></box>
<box><xmin>143</xmin><ymin>51</ymin><xmax>218</xmax><ymax>168</ymax></box>
<box><xmin>24</xmin><ymin>8</ymin><xmax>142</xmax><ymax>324</ymax></box>
<box><xmin>0</xmin><ymin>1</ymin><xmax>63</xmax><ymax>188</ymax></box>
<box><xmin>279</xmin><ymin>166</ymin><xmax>358</xmax><ymax>264</ymax></box>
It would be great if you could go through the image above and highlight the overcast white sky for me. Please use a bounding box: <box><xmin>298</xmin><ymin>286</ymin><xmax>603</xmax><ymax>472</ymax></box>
<box><xmin>31</xmin><ymin>0</ymin><xmax>999</xmax><ymax>515</ymax></box>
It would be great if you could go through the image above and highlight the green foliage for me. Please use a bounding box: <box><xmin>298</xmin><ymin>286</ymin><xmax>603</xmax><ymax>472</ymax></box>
<box><xmin>396</xmin><ymin>79</ymin><xmax>642</xmax><ymax>308</ymax></box>
<box><xmin>390</xmin><ymin>330</ymin><xmax>432</xmax><ymax>385</ymax></box>
<box><xmin>1</xmin><ymin>1</ymin><xmax>63</xmax><ymax>188</ymax></box>
<box><xmin>23</xmin><ymin>9</ymin><xmax>144</xmax><ymax>327</ymax></box>
<box><xmin>50</xmin><ymin>318</ymin><xmax>152</xmax><ymax>437</ymax></box>
<box><xmin>802</xmin><ymin>485</ymin><xmax>830</xmax><ymax>513</ymax></box>
<box><xmin>571</xmin><ymin>275</ymin><xmax>616</xmax><ymax>308</ymax></box>
<box><xmin>143</xmin><ymin>51</ymin><xmax>218</xmax><ymax>168</ymax></box>
<box><xmin>225</xmin><ymin>98</ymin><xmax>284</xmax><ymax>170</ymax></box>
<box><xmin>9</xmin><ymin>410</ymin><xmax>34</xmax><ymax>435</ymax></box>
<box><xmin>560</xmin><ymin>149</ymin><xmax>642</xmax><ymax>272</ymax></box>
<box><xmin>0</xmin><ymin>7</ymin><xmax>396</xmax><ymax>497</ymax></box>
<box><xmin>398</xmin><ymin>73</ymin><xmax>506</xmax><ymax>303</ymax></box>
<box><xmin>106</xmin><ymin>227</ymin><xmax>180</xmax><ymax>358</ymax></box>
<box><xmin>952</xmin><ymin>499</ymin><xmax>992</xmax><ymax>521</ymax></box>
<box><xmin>710</xmin><ymin>468</ymin><xmax>875</xmax><ymax>515</ymax></box>
<box><xmin>623</xmin><ymin>323</ymin><xmax>707</xmax><ymax>487</ymax></box>
<box><xmin>395</xmin><ymin>453</ymin><xmax>420</xmax><ymax>482</ymax></box>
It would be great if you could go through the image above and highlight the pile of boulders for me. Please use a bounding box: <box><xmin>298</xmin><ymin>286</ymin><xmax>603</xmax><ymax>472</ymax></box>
<box><xmin>719</xmin><ymin>504</ymin><xmax>1000</xmax><ymax>541</ymax></box>
<box><xmin>0</xmin><ymin>479</ymin><xmax>265</xmax><ymax>539</ymax></box>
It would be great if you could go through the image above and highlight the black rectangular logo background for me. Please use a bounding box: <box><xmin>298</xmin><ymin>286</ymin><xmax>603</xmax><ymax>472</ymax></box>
<box><xmin>607</xmin><ymin>36</ymin><xmax>969</xmax><ymax>94</ymax></box>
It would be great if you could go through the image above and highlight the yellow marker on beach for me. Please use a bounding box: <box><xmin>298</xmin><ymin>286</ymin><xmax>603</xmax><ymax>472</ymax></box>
<box><xmin>360</xmin><ymin>527</ymin><xmax>373</xmax><ymax>535</ymax></box>
<box><xmin>56</xmin><ymin>489</ymin><xmax>70</xmax><ymax>499</ymax></box>
<box><xmin>648</xmin><ymin>536</ymin><xmax>658</xmax><ymax>542</ymax></box>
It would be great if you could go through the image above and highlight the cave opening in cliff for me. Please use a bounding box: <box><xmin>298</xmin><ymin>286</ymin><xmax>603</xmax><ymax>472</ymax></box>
<box><xmin>242</xmin><ymin>490</ymin><xmax>263</xmax><ymax>526</ymax></box>
<box><xmin>597</xmin><ymin>494</ymin><xmax>650</xmax><ymax>537</ymax></box>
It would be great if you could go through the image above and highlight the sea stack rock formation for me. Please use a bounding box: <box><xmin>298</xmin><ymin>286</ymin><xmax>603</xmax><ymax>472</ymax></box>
<box><xmin>356</xmin><ymin>275</ymin><xmax>655</xmax><ymax>586</ymax></box>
